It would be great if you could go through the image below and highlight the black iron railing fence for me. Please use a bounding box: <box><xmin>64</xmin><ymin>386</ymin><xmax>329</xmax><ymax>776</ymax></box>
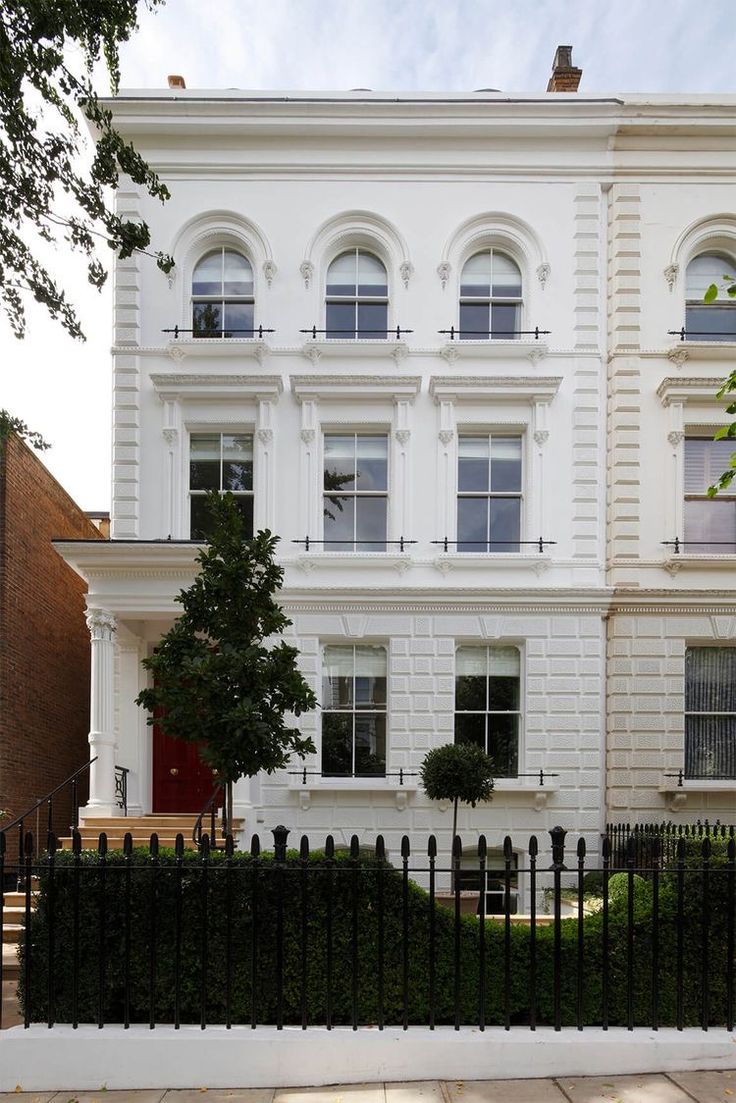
<box><xmin>606</xmin><ymin>820</ymin><xmax>735</xmax><ymax>872</ymax></box>
<box><xmin>2</xmin><ymin>825</ymin><xmax>735</xmax><ymax>1033</ymax></box>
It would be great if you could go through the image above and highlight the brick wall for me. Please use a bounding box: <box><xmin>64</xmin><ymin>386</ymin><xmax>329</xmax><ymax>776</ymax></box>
<box><xmin>0</xmin><ymin>434</ymin><xmax>103</xmax><ymax>861</ymax></box>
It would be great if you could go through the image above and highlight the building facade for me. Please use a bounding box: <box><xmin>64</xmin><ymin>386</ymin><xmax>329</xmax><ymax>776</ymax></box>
<box><xmin>57</xmin><ymin>73</ymin><xmax>736</xmax><ymax>897</ymax></box>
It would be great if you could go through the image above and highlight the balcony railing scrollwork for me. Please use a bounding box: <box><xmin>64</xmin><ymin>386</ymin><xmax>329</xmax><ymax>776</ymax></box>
<box><xmin>432</xmin><ymin>537</ymin><xmax>555</xmax><ymax>554</ymax></box>
<box><xmin>439</xmin><ymin>326</ymin><xmax>550</xmax><ymax>340</ymax></box>
<box><xmin>293</xmin><ymin>537</ymin><xmax>416</xmax><ymax>552</ymax></box>
<box><xmin>663</xmin><ymin>538</ymin><xmax>736</xmax><ymax>555</ymax></box>
<box><xmin>162</xmin><ymin>325</ymin><xmax>274</xmax><ymax>339</ymax></box>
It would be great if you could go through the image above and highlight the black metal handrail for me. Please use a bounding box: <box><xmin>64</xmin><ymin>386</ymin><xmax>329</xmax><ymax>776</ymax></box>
<box><xmin>300</xmin><ymin>326</ymin><xmax>412</xmax><ymax>339</ymax></box>
<box><xmin>663</xmin><ymin>538</ymin><xmax>736</xmax><ymax>555</ymax></box>
<box><xmin>192</xmin><ymin>780</ymin><xmax>233</xmax><ymax>849</ymax></box>
<box><xmin>114</xmin><ymin>766</ymin><xmax>129</xmax><ymax>817</ymax></box>
<box><xmin>162</xmin><ymin>326</ymin><xmax>274</xmax><ymax>339</ymax></box>
<box><xmin>432</xmin><ymin>538</ymin><xmax>555</xmax><ymax>553</ymax></box>
<box><xmin>292</xmin><ymin>537</ymin><xmax>415</xmax><ymax>552</ymax></box>
<box><xmin>0</xmin><ymin>757</ymin><xmax>96</xmax><ymax>862</ymax></box>
<box><xmin>439</xmin><ymin>326</ymin><xmax>550</xmax><ymax>340</ymax></box>
<box><xmin>669</xmin><ymin>328</ymin><xmax>736</xmax><ymax>341</ymax></box>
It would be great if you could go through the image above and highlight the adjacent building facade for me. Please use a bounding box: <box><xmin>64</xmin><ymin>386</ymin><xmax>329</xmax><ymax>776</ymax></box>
<box><xmin>57</xmin><ymin>64</ymin><xmax>736</xmax><ymax>900</ymax></box>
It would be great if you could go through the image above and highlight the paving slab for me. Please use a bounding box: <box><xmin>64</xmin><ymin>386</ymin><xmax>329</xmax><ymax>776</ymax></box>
<box><xmin>165</xmin><ymin>1094</ymin><xmax>273</xmax><ymax>1103</ymax></box>
<box><xmin>667</xmin><ymin>1070</ymin><xmax>736</xmax><ymax>1103</ymax></box>
<box><xmin>385</xmin><ymin>1085</ymin><xmax>445</xmax><ymax>1102</ymax></box>
<box><xmin>273</xmin><ymin>1087</ymin><xmax>383</xmax><ymax>1103</ymax></box>
<box><xmin>445</xmin><ymin>1081</ymin><xmax>567</xmax><ymax>1102</ymax></box>
<box><xmin>0</xmin><ymin>1095</ymin><xmax>56</xmax><ymax>1103</ymax></box>
<box><xmin>557</xmin><ymin>1074</ymin><xmax>694</xmax><ymax>1103</ymax></box>
<box><xmin>50</xmin><ymin>1095</ymin><xmax>166</xmax><ymax>1103</ymax></box>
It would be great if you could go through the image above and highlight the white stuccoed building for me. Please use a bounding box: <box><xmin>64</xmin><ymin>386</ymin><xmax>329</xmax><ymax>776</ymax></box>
<box><xmin>57</xmin><ymin>50</ymin><xmax>736</xmax><ymax>902</ymax></box>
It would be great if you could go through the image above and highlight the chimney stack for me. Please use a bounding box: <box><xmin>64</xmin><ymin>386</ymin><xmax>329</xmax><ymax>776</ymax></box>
<box><xmin>167</xmin><ymin>74</ymin><xmax>186</xmax><ymax>90</ymax></box>
<box><xmin>546</xmin><ymin>46</ymin><xmax>582</xmax><ymax>93</ymax></box>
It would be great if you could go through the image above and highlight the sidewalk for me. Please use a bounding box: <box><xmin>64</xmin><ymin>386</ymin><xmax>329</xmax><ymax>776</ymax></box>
<box><xmin>2</xmin><ymin>1074</ymin><xmax>735</xmax><ymax>1102</ymax></box>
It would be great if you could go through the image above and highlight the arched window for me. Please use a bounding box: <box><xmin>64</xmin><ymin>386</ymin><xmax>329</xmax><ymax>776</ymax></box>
<box><xmin>459</xmin><ymin>250</ymin><xmax>522</xmax><ymax>340</ymax></box>
<box><xmin>191</xmin><ymin>247</ymin><xmax>254</xmax><ymax>338</ymax></box>
<box><xmin>685</xmin><ymin>253</ymin><xmax>736</xmax><ymax>342</ymax></box>
<box><xmin>326</xmin><ymin>248</ymin><xmax>388</xmax><ymax>339</ymax></box>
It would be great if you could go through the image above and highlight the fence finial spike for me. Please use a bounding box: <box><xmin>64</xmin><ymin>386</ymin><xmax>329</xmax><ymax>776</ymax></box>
<box><xmin>427</xmin><ymin>834</ymin><xmax>437</xmax><ymax>859</ymax></box>
<box><xmin>375</xmin><ymin>834</ymin><xmax>385</xmax><ymax>860</ymax></box>
<box><xmin>478</xmin><ymin>834</ymin><xmax>487</xmax><ymax>859</ymax></box>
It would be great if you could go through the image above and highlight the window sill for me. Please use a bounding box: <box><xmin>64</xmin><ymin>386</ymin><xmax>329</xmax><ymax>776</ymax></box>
<box><xmin>301</xmin><ymin>338</ymin><xmax>409</xmax><ymax>364</ymax></box>
<box><xmin>659</xmin><ymin>778</ymin><xmax>735</xmax><ymax>811</ymax></box>
<box><xmin>666</xmin><ymin>339</ymin><xmax>736</xmax><ymax>362</ymax></box>
<box><xmin>292</xmin><ymin>551</ymin><xmax>413</xmax><ymax>574</ymax></box>
<box><xmin>288</xmin><ymin>774</ymin><xmax>418</xmax><ymax>810</ymax></box>
<box><xmin>663</xmin><ymin>553</ymin><xmax>736</xmax><ymax>576</ymax></box>
<box><xmin>165</xmin><ymin>337</ymin><xmax>270</xmax><ymax>362</ymax></box>
<box><xmin>493</xmin><ymin>778</ymin><xmax>560</xmax><ymax>811</ymax></box>
<box><xmin>434</xmin><ymin>553</ymin><xmax>551</xmax><ymax>576</ymax></box>
<box><xmin>439</xmin><ymin>339</ymin><xmax>548</xmax><ymax>365</ymax></box>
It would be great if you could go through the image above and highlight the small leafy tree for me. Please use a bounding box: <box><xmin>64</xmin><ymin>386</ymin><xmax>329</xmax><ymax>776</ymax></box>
<box><xmin>0</xmin><ymin>410</ymin><xmax>49</xmax><ymax>452</ymax></box>
<box><xmin>420</xmin><ymin>742</ymin><xmax>495</xmax><ymax>851</ymax></box>
<box><xmin>136</xmin><ymin>493</ymin><xmax>317</xmax><ymax>802</ymax></box>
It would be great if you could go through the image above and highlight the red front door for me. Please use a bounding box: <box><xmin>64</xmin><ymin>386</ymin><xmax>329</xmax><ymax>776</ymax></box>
<box><xmin>152</xmin><ymin>723</ymin><xmax>221</xmax><ymax>812</ymax></box>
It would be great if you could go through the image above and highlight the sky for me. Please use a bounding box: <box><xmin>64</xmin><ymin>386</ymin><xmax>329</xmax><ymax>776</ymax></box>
<box><xmin>1</xmin><ymin>0</ymin><xmax>734</xmax><ymax>510</ymax></box>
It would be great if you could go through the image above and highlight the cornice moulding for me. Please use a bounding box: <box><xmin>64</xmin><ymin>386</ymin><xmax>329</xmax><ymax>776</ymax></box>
<box><xmin>290</xmin><ymin>375</ymin><xmax>422</xmax><ymax>401</ymax></box>
<box><xmin>656</xmin><ymin>376</ymin><xmax>725</xmax><ymax>405</ymax></box>
<box><xmin>150</xmin><ymin>373</ymin><xmax>283</xmax><ymax>399</ymax></box>
<box><xmin>430</xmin><ymin>375</ymin><xmax>562</xmax><ymax>402</ymax></box>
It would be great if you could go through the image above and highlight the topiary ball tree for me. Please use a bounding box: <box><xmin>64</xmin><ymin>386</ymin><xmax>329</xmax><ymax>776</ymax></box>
<box><xmin>420</xmin><ymin>742</ymin><xmax>495</xmax><ymax>858</ymax></box>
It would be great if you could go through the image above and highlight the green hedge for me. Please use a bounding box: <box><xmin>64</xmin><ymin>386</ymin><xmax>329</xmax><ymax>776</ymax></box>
<box><xmin>17</xmin><ymin>847</ymin><xmax>735</xmax><ymax>1027</ymax></box>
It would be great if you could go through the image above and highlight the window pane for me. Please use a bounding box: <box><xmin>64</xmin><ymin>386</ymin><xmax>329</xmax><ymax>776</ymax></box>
<box><xmin>684</xmin><ymin>499</ymin><xmax>736</xmax><ymax>551</ymax></box>
<box><xmin>223</xmin><ymin>301</ymin><xmax>254</xmax><ymax>337</ymax></box>
<box><xmin>458</xmin><ymin>497</ymin><xmax>488</xmax><ymax>551</ymax></box>
<box><xmin>323</xmin><ymin>495</ymin><xmax>355</xmax><ymax>545</ymax></box>
<box><xmin>684</xmin><ymin>437</ymin><xmax>736</xmax><ymax>492</ymax></box>
<box><xmin>355</xmin><ymin>435</ymin><xmax>388</xmax><ymax>491</ymax></box>
<box><xmin>357</xmin><ymin>252</ymin><xmax>387</xmax><ymax>295</ymax></box>
<box><xmin>222</xmin><ymin>434</ymin><xmax>253</xmax><ymax>492</ymax></box>
<box><xmin>492</xmin><ymin>253</ymin><xmax>522</xmax><ymax>297</ymax></box>
<box><xmin>193</xmin><ymin>302</ymin><xmax>222</xmax><ymax>337</ymax></box>
<box><xmin>489</xmin><ymin>497</ymin><xmax>521</xmax><ymax>552</ymax></box>
<box><xmin>326</xmin><ymin>251</ymin><xmax>357</xmax><ymax>295</ymax></box>
<box><xmin>357</xmin><ymin>301</ymin><xmax>387</xmax><ymax>337</ymax></box>
<box><xmin>489</xmin><ymin>646</ymin><xmax>520</xmax><ymax>677</ymax></box>
<box><xmin>455</xmin><ymin>713</ymin><xmax>485</xmax><ymax>748</ymax></box>
<box><xmin>223</xmin><ymin>250</ymin><xmax>253</xmax><ymax>296</ymax></box>
<box><xmin>487</xmin><ymin>714</ymin><xmax>519</xmax><ymax>776</ymax></box>
<box><xmin>355</xmin><ymin>671</ymin><xmax>386</xmax><ymax>709</ymax></box>
<box><xmin>686</xmin><ymin>254</ymin><xmax>736</xmax><ymax>300</ymax></box>
<box><xmin>324</xmin><ymin>435</ymin><xmax>356</xmax><ymax>492</ymax></box>
<box><xmin>685</xmin><ymin>305</ymin><xmax>736</xmax><ymax>341</ymax></box>
<box><xmin>190</xmin><ymin>435</ymin><xmax>220</xmax><ymax>490</ymax></box>
<box><xmin>460</xmin><ymin>252</ymin><xmax>492</xmax><ymax>296</ymax></box>
<box><xmin>456</xmin><ymin>647</ymin><xmax>487</xmax><ymax>676</ymax></box>
<box><xmin>326</xmin><ymin>301</ymin><xmax>356</xmax><ymax>338</ymax></box>
<box><xmin>686</xmin><ymin>647</ymin><xmax>736</xmax><ymax>713</ymax></box>
<box><xmin>685</xmin><ymin>716</ymin><xmax>736</xmax><ymax>778</ymax></box>
<box><xmin>192</xmin><ymin>251</ymin><xmax>222</xmax><ymax>297</ymax></box>
<box><xmin>488</xmin><ymin>676</ymin><xmax>519</xmax><ymax>711</ymax></box>
<box><xmin>233</xmin><ymin>494</ymin><xmax>254</xmax><ymax>538</ymax></box>
<box><xmin>355</xmin><ymin>645</ymin><xmax>387</xmax><ymax>678</ymax></box>
<box><xmin>355</xmin><ymin>714</ymin><xmax>386</xmax><ymax>776</ymax></box>
<box><xmin>322</xmin><ymin>713</ymin><xmax>353</xmax><ymax>776</ymax></box>
<box><xmin>190</xmin><ymin>495</ymin><xmax>213</xmax><ymax>540</ymax></box>
<box><xmin>456</xmin><ymin>674</ymin><xmax>486</xmax><ymax>712</ymax></box>
<box><xmin>459</xmin><ymin>302</ymin><xmax>489</xmax><ymax>339</ymax></box>
<box><xmin>491</xmin><ymin>437</ymin><xmax>522</xmax><ymax>492</ymax></box>
<box><xmin>458</xmin><ymin>437</ymin><xmax>489</xmax><ymax>491</ymax></box>
<box><xmin>490</xmin><ymin>302</ymin><xmax>519</xmax><ymax>338</ymax></box>
<box><xmin>322</xmin><ymin>647</ymin><xmax>354</xmax><ymax>708</ymax></box>
<box><xmin>356</xmin><ymin>497</ymin><xmax>387</xmax><ymax>550</ymax></box>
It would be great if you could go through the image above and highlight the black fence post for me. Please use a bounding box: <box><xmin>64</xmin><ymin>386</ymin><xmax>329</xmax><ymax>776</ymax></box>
<box><xmin>376</xmin><ymin>835</ymin><xmax>386</xmax><ymax>1030</ymax></box>
<box><xmin>272</xmin><ymin>824</ymin><xmax>290</xmax><ymax>861</ymax></box>
<box><xmin>299</xmin><ymin>835</ymin><xmax>309</xmax><ymax>1031</ymax></box>
<box><xmin>350</xmin><ymin>834</ymin><xmax>360</xmax><ymax>1031</ymax></box>
<box><xmin>0</xmin><ymin>833</ymin><xmax>4</xmax><ymax>1030</ymax></box>
<box><xmin>626</xmin><ymin>835</ymin><xmax>636</xmax><ymax>1030</ymax></box>
<box><xmin>529</xmin><ymin>835</ymin><xmax>538</xmax><ymax>1032</ymax></box>
<box><xmin>23</xmin><ymin>831</ymin><xmax>33</xmax><ymax>1029</ymax></box>
<box><xmin>428</xmin><ymin>834</ymin><xmax>437</xmax><ymax>1031</ymax></box>
<box><xmin>701</xmin><ymin>836</ymin><xmax>711</xmax><ymax>1031</ymax></box>
<box><xmin>478</xmin><ymin>834</ymin><xmax>487</xmax><ymax>1032</ymax></box>
<box><xmin>453</xmin><ymin>834</ymin><xmax>462</xmax><ymax>1031</ymax></box>
<box><xmin>549</xmin><ymin>826</ymin><xmax>567</xmax><ymax>1032</ymax></box>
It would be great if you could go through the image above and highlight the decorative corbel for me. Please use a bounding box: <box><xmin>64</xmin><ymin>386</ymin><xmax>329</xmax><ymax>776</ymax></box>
<box><xmin>536</xmin><ymin>263</ymin><xmax>551</xmax><ymax>290</ymax></box>
<box><xmin>664</xmin><ymin>264</ymin><xmax>679</xmax><ymax>291</ymax></box>
<box><xmin>263</xmin><ymin>260</ymin><xmax>277</xmax><ymax>287</ymax></box>
<box><xmin>399</xmin><ymin>261</ymin><xmax>414</xmax><ymax>289</ymax></box>
<box><xmin>667</xmin><ymin>347</ymin><xmax>688</xmax><ymax>369</ymax></box>
<box><xmin>437</xmin><ymin>262</ymin><xmax>451</xmax><ymax>290</ymax></box>
<box><xmin>300</xmin><ymin>261</ymin><xmax>314</xmax><ymax>289</ymax></box>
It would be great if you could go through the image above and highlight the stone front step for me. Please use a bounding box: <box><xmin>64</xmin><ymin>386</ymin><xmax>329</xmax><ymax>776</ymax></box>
<box><xmin>58</xmin><ymin>815</ymin><xmax>243</xmax><ymax>852</ymax></box>
<box><xmin>2</xmin><ymin>941</ymin><xmax>20</xmax><ymax>977</ymax></box>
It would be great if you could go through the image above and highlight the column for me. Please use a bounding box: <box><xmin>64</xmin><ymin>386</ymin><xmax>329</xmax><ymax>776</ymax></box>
<box><xmin>85</xmin><ymin>608</ymin><xmax>118</xmax><ymax>815</ymax></box>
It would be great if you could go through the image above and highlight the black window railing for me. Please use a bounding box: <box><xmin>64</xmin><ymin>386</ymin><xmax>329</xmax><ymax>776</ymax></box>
<box><xmin>432</xmin><ymin>538</ymin><xmax>555</xmax><ymax>554</ymax></box>
<box><xmin>114</xmin><ymin>766</ymin><xmax>129</xmax><ymax>817</ymax></box>
<box><xmin>300</xmin><ymin>326</ymin><xmax>412</xmax><ymax>339</ymax></box>
<box><xmin>439</xmin><ymin>326</ymin><xmax>550</xmax><ymax>340</ymax></box>
<box><xmin>665</xmin><ymin>769</ymin><xmax>736</xmax><ymax>787</ymax></box>
<box><xmin>663</xmin><ymin>538</ymin><xmax>736</xmax><ymax>555</ymax></box>
<box><xmin>293</xmin><ymin>537</ymin><xmax>415</xmax><ymax>552</ymax></box>
<box><xmin>162</xmin><ymin>326</ymin><xmax>274</xmax><ymax>339</ymax></box>
<box><xmin>669</xmin><ymin>327</ymin><xmax>736</xmax><ymax>341</ymax></box>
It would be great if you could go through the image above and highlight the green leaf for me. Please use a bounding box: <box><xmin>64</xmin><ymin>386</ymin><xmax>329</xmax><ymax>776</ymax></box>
<box><xmin>704</xmin><ymin>283</ymin><xmax>719</xmax><ymax>304</ymax></box>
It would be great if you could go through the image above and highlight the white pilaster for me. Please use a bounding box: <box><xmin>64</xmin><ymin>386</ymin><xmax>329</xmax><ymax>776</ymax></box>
<box><xmin>85</xmin><ymin>609</ymin><xmax>119</xmax><ymax>815</ymax></box>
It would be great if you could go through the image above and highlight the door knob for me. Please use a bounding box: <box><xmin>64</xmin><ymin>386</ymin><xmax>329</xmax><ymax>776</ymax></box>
<box><xmin>170</xmin><ymin>767</ymin><xmax>179</xmax><ymax>776</ymax></box>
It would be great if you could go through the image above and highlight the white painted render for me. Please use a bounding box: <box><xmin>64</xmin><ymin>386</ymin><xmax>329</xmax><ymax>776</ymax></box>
<box><xmin>57</xmin><ymin>88</ymin><xmax>736</xmax><ymax>852</ymax></box>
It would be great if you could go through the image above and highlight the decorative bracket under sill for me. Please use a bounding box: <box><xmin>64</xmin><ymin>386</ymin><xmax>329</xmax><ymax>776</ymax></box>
<box><xmin>659</xmin><ymin>779</ymin><xmax>736</xmax><ymax>812</ymax></box>
<box><xmin>291</xmin><ymin>780</ymin><xmax>417</xmax><ymax>811</ymax></box>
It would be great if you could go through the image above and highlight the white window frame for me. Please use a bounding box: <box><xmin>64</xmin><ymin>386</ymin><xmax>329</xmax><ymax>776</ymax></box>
<box><xmin>458</xmin><ymin>248</ymin><xmax>523</xmax><ymax>340</ymax></box>
<box><xmin>454</xmin><ymin>643</ymin><xmax>523</xmax><ymax>778</ymax></box>
<box><xmin>321</xmin><ymin>430</ymin><xmax>391</xmax><ymax>552</ymax></box>
<box><xmin>684</xmin><ymin>251</ymin><xmax>736</xmax><ymax>343</ymax></box>
<box><xmin>190</xmin><ymin>246</ymin><xmax>255</xmax><ymax>339</ymax></box>
<box><xmin>455</xmin><ymin>432</ymin><xmax>525</xmax><ymax>553</ymax></box>
<box><xmin>684</xmin><ymin>645</ymin><xmax>736</xmax><ymax>780</ymax></box>
<box><xmin>324</xmin><ymin>247</ymin><xmax>389</xmax><ymax>340</ymax></box>
<box><xmin>187</xmin><ymin>430</ymin><xmax>255</xmax><ymax>540</ymax></box>
<box><xmin>320</xmin><ymin>642</ymin><xmax>389</xmax><ymax>779</ymax></box>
